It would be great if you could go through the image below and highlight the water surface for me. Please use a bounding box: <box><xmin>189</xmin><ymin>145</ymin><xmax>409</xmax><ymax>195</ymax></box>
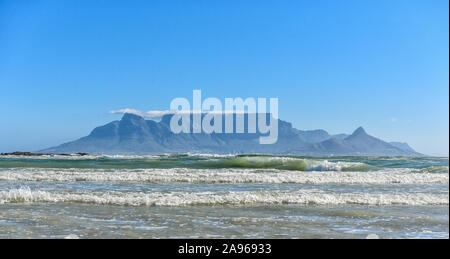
<box><xmin>0</xmin><ymin>154</ymin><xmax>448</xmax><ymax>238</ymax></box>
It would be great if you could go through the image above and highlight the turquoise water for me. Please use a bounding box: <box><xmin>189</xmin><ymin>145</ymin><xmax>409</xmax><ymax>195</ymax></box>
<box><xmin>0</xmin><ymin>154</ymin><xmax>448</xmax><ymax>238</ymax></box>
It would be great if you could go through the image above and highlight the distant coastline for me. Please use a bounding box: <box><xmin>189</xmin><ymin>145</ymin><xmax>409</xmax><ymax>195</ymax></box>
<box><xmin>0</xmin><ymin>152</ymin><xmax>88</xmax><ymax>157</ymax></box>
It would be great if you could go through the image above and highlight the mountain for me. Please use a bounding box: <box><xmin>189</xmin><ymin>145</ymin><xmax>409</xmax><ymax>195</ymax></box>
<box><xmin>305</xmin><ymin>127</ymin><xmax>421</xmax><ymax>156</ymax></box>
<box><xmin>41</xmin><ymin>113</ymin><xmax>423</xmax><ymax>156</ymax></box>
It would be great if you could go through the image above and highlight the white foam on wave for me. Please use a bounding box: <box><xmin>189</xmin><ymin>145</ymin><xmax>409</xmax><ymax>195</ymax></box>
<box><xmin>302</xmin><ymin>159</ymin><xmax>368</xmax><ymax>171</ymax></box>
<box><xmin>0</xmin><ymin>167</ymin><xmax>448</xmax><ymax>184</ymax></box>
<box><xmin>0</xmin><ymin>187</ymin><xmax>447</xmax><ymax>206</ymax></box>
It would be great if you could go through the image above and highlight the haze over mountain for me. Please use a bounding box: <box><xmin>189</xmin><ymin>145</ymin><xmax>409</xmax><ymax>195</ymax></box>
<box><xmin>41</xmin><ymin>113</ymin><xmax>423</xmax><ymax>156</ymax></box>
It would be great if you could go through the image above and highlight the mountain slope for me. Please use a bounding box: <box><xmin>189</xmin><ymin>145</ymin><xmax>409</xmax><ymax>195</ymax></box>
<box><xmin>389</xmin><ymin>142</ymin><xmax>418</xmax><ymax>153</ymax></box>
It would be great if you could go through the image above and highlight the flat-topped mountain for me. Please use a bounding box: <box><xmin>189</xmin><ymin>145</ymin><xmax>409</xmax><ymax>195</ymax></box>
<box><xmin>40</xmin><ymin>113</ymin><xmax>423</xmax><ymax>156</ymax></box>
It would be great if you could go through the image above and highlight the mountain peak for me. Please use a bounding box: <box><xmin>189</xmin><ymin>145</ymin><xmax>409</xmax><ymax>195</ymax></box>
<box><xmin>352</xmin><ymin>126</ymin><xmax>367</xmax><ymax>136</ymax></box>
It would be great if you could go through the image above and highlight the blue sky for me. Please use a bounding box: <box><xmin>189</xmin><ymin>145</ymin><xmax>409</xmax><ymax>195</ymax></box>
<box><xmin>0</xmin><ymin>0</ymin><xmax>448</xmax><ymax>156</ymax></box>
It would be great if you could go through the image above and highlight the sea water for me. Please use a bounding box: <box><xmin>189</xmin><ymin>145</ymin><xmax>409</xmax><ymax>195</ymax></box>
<box><xmin>0</xmin><ymin>154</ymin><xmax>448</xmax><ymax>238</ymax></box>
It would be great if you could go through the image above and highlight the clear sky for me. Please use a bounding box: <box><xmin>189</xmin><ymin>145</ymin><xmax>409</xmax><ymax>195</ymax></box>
<box><xmin>0</xmin><ymin>0</ymin><xmax>448</xmax><ymax>156</ymax></box>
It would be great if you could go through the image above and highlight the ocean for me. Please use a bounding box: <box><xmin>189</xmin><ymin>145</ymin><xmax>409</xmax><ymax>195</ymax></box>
<box><xmin>0</xmin><ymin>154</ymin><xmax>448</xmax><ymax>239</ymax></box>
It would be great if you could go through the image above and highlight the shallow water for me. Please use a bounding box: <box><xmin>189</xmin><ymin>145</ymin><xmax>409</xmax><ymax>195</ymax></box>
<box><xmin>0</xmin><ymin>154</ymin><xmax>448</xmax><ymax>239</ymax></box>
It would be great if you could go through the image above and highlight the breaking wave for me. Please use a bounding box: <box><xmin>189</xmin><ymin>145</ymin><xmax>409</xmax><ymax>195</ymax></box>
<box><xmin>1</xmin><ymin>187</ymin><xmax>447</xmax><ymax>206</ymax></box>
<box><xmin>0</xmin><ymin>167</ymin><xmax>448</xmax><ymax>184</ymax></box>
